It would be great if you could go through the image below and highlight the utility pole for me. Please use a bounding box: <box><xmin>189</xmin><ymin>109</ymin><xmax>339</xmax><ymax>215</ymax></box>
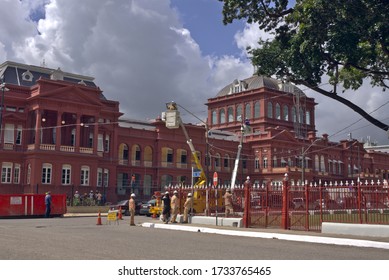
<box><xmin>301</xmin><ymin>138</ymin><xmax>321</xmax><ymax>185</ymax></box>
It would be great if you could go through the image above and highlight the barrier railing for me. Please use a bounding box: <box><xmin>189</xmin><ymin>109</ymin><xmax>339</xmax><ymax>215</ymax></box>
<box><xmin>163</xmin><ymin>178</ymin><xmax>389</xmax><ymax>231</ymax></box>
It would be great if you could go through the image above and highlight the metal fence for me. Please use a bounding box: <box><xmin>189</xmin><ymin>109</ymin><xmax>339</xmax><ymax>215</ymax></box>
<box><xmin>165</xmin><ymin>179</ymin><xmax>389</xmax><ymax>231</ymax></box>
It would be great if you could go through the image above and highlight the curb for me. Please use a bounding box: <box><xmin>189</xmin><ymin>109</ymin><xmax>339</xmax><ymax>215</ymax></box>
<box><xmin>141</xmin><ymin>222</ymin><xmax>389</xmax><ymax>250</ymax></box>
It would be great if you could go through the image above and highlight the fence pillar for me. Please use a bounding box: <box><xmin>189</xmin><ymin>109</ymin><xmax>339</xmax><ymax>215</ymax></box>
<box><xmin>243</xmin><ymin>177</ymin><xmax>251</xmax><ymax>228</ymax></box>
<box><xmin>281</xmin><ymin>173</ymin><xmax>289</xmax><ymax>230</ymax></box>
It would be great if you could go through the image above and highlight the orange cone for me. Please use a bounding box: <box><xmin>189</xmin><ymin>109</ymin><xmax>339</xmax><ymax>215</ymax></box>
<box><xmin>96</xmin><ymin>211</ymin><xmax>102</xmax><ymax>225</ymax></box>
<box><xmin>118</xmin><ymin>206</ymin><xmax>123</xmax><ymax>220</ymax></box>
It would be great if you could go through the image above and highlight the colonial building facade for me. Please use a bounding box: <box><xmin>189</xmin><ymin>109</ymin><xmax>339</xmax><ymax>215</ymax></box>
<box><xmin>0</xmin><ymin>61</ymin><xmax>388</xmax><ymax>202</ymax></box>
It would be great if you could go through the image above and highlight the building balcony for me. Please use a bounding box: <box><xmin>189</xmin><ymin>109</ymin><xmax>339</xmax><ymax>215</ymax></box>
<box><xmin>176</xmin><ymin>163</ymin><xmax>188</xmax><ymax>168</ymax></box>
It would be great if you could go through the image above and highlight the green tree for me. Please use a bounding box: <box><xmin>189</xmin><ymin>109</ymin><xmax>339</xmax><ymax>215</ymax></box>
<box><xmin>219</xmin><ymin>0</ymin><xmax>389</xmax><ymax>132</ymax></box>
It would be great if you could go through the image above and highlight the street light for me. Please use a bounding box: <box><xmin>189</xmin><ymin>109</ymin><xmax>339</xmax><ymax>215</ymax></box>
<box><xmin>0</xmin><ymin>77</ymin><xmax>10</xmax><ymax>144</ymax></box>
<box><xmin>301</xmin><ymin>138</ymin><xmax>322</xmax><ymax>186</ymax></box>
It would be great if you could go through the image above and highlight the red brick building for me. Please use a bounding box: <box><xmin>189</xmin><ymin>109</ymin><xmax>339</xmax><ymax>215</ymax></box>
<box><xmin>0</xmin><ymin>61</ymin><xmax>388</xmax><ymax>203</ymax></box>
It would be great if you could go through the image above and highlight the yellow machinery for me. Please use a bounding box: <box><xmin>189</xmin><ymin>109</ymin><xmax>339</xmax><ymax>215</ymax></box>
<box><xmin>149</xmin><ymin>102</ymin><xmax>209</xmax><ymax>216</ymax></box>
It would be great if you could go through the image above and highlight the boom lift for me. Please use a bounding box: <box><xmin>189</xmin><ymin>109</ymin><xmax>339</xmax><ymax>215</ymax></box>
<box><xmin>230</xmin><ymin>117</ymin><xmax>251</xmax><ymax>189</ymax></box>
<box><xmin>149</xmin><ymin>101</ymin><xmax>207</xmax><ymax>216</ymax></box>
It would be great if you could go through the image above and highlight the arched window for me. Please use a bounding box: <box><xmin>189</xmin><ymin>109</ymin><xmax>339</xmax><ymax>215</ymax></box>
<box><xmin>118</xmin><ymin>143</ymin><xmax>129</xmax><ymax>165</ymax></box>
<box><xmin>263</xmin><ymin>157</ymin><xmax>268</xmax><ymax>168</ymax></box>
<box><xmin>314</xmin><ymin>155</ymin><xmax>320</xmax><ymax>171</ymax></box>
<box><xmin>267</xmin><ymin>102</ymin><xmax>273</xmax><ymax>118</ymax></box>
<box><xmin>215</xmin><ymin>153</ymin><xmax>221</xmax><ymax>171</ymax></box>
<box><xmin>273</xmin><ymin>156</ymin><xmax>278</xmax><ymax>167</ymax></box>
<box><xmin>224</xmin><ymin>154</ymin><xmax>230</xmax><ymax>169</ymax></box>
<box><xmin>255</xmin><ymin>157</ymin><xmax>260</xmax><ymax>169</ymax></box>
<box><xmin>254</xmin><ymin>102</ymin><xmax>260</xmax><ymax>118</ymax></box>
<box><xmin>176</xmin><ymin>149</ymin><xmax>187</xmax><ymax>168</ymax></box>
<box><xmin>144</xmin><ymin>146</ymin><xmax>153</xmax><ymax>167</ymax></box>
<box><xmin>162</xmin><ymin>147</ymin><xmax>173</xmax><ymax>167</ymax></box>
<box><xmin>275</xmin><ymin>103</ymin><xmax>281</xmax><ymax>120</ymax></box>
<box><xmin>227</xmin><ymin>107</ymin><xmax>234</xmax><ymax>122</ymax></box>
<box><xmin>283</xmin><ymin>105</ymin><xmax>289</xmax><ymax>121</ymax></box>
<box><xmin>292</xmin><ymin>107</ymin><xmax>297</xmax><ymax>122</ymax></box>
<box><xmin>245</xmin><ymin>103</ymin><xmax>251</xmax><ymax>120</ymax></box>
<box><xmin>306</xmin><ymin>111</ymin><xmax>311</xmax><ymax>125</ymax></box>
<box><xmin>320</xmin><ymin>155</ymin><xmax>325</xmax><ymax>172</ymax></box>
<box><xmin>212</xmin><ymin>110</ymin><xmax>217</xmax><ymax>125</ymax></box>
<box><xmin>132</xmin><ymin>145</ymin><xmax>141</xmax><ymax>166</ymax></box>
<box><xmin>236</xmin><ymin>104</ymin><xmax>242</xmax><ymax>121</ymax></box>
<box><xmin>220</xmin><ymin>108</ymin><xmax>226</xmax><ymax>124</ymax></box>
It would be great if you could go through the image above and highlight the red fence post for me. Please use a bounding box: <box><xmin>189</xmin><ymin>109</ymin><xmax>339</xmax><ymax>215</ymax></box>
<box><xmin>281</xmin><ymin>173</ymin><xmax>289</xmax><ymax>230</ymax></box>
<box><xmin>243</xmin><ymin>177</ymin><xmax>251</xmax><ymax>228</ymax></box>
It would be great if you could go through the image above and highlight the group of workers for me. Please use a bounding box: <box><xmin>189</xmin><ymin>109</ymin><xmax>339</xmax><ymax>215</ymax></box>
<box><xmin>127</xmin><ymin>188</ymin><xmax>234</xmax><ymax>226</ymax></box>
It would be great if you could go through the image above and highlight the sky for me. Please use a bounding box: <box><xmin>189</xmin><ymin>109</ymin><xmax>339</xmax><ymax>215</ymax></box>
<box><xmin>0</xmin><ymin>0</ymin><xmax>388</xmax><ymax>145</ymax></box>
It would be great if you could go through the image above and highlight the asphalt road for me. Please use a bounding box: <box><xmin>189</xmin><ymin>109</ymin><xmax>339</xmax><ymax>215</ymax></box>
<box><xmin>0</xmin><ymin>216</ymin><xmax>388</xmax><ymax>260</ymax></box>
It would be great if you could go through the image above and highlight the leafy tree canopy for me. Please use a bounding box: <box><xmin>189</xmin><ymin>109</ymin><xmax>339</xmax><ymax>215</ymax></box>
<box><xmin>219</xmin><ymin>0</ymin><xmax>389</xmax><ymax>131</ymax></box>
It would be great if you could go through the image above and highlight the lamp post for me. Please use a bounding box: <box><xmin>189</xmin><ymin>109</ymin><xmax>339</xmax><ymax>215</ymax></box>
<box><xmin>301</xmin><ymin>138</ymin><xmax>321</xmax><ymax>186</ymax></box>
<box><xmin>0</xmin><ymin>77</ymin><xmax>10</xmax><ymax>146</ymax></box>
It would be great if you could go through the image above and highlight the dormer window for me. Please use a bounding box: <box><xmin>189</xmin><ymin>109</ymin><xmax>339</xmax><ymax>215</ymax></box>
<box><xmin>50</xmin><ymin>67</ymin><xmax>64</xmax><ymax>81</ymax></box>
<box><xmin>229</xmin><ymin>79</ymin><xmax>248</xmax><ymax>94</ymax></box>
<box><xmin>22</xmin><ymin>70</ymin><xmax>33</xmax><ymax>82</ymax></box>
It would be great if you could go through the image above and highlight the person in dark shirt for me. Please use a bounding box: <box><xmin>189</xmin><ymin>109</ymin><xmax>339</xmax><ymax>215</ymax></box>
<box><xmin>161</xmin><ymin>191</ymin><xmax>171</xmax><ymax>224</ymax></box>
<box><xmin>45</xmin><ymin>191</ymin><xmax>52</xmax><ymax>218</ymax></box>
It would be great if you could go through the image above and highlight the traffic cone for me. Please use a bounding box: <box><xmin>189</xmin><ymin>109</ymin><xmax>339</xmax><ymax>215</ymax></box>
<box><xmin>96</xmin><ymin>211</ymin><xmax>102</xmax><ymax>225</ymax></box>
<box><xmin>118</xmin><ymin>206</ymin><xmax>123</xmax><ymax>220</ymax></box>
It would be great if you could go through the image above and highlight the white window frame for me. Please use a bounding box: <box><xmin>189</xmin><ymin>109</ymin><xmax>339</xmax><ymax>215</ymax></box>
<box><xmin>1</xmin><ymin>162</ymin><xmax>12</xmax><ymax>183</ymax></box>
<box><xmin>80</xmin><ymin>165</ymin><xmax>90</xmax><ymax>186</ymax></box>
<box><xmin>13</xmin><ymin>164</ymin><xmax>20</xmax><ymax>184</ymax></box>
<box><xmin>62</xmin><ymin>164</ymin><xmax>71</xmax><ymax>185</ymax></box>
<box><xmin>42</xmin><ymin>163</ymin><xmax>52</xmax><ymax>184</ymax></box>
<box><xmin>4</xmin><ymin>124</ymin><xmax>15</xmax><ymax>144</ymax></box>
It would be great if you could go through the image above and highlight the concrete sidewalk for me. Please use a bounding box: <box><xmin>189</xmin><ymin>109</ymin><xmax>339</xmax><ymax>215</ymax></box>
<box><xmin>141</xmin><ymin>221</ymin><xmax>389</xmax><ymax>250</ymax></box>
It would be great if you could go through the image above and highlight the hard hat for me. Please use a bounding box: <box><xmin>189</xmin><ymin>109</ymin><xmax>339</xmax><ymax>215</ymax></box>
<box><xmin>226</xmin><ymin>188</ymin><xmax>231</xmax><ymax>192</ymax></box>
<box><xmin>246</xmin><ymin>176</ymin><xmax>250</xmax><ymax>180</ymax></box>
<box><xmin>187</xmin><ymin>193</ymin><xmax>192</xmax><ymax>197</ymax></box>
<box><xmin>165</xmin><ymin>191</ymin><xmax>169</xmax><ymax>195</ymax></box>
<box><xmin>131</xmin><ymin>193</ymin><xmax>136</xmax><ymax>197</ymax></box>
<box><xmin>173</xmin><ymin>190</ymin><xmax>178</xmax><ymax>194</ymax></box>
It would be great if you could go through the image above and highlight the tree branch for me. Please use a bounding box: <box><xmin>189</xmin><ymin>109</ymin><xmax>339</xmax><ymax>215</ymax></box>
<box><xmin>259</xmin><ymin>0</ymin><xmax>294</xmax><ymax>18</ymax></box>
<box><xmin>294</xmin><ymin>79</ymin><xmax>389</xmax><ymax>131</ymax></box>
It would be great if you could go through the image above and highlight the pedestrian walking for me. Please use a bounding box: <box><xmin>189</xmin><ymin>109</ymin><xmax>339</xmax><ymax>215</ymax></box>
<box><xmin>45</xmin><ymin>191</ymin><xmax>52</xmax><ymax>218</ymax></box>
<box><xmin>73</xmin><ymin>191</ymin><xmax>80</xmax><ymax>206</ymax></box>
<box><xmin>170</xmin><ymin>190</ymin><xmax>179</xmax><ymax>223</ymax></box>
<box><xmin>129</xmin><ymin>193</ymin><xmax>136</xmax><ymax>226</ymax></box>
<box><xmin>182</xmin><ymin>192</ymin><xmax>193</xmax><ymax>223</ymax></box>
<box><xmin>96</xmin><ymin>191</ymin><xmax>102</xmax><ymax>206</ymax></box>
<box><xmin>223</xmin><ymin>188</ymin><xmax>233</xmax><ymax>217</ymax></box>
<box><xmin>161</xmin><ymin>191</ymin><xmax>171</xmax><ymax>224</ymax></box>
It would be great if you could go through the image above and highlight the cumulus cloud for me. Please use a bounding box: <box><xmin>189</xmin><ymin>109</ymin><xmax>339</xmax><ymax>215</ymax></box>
<box><xmin>1</xmin><ymin>0</ymin><xmax>388</xmax><ymax>144</ymax></box>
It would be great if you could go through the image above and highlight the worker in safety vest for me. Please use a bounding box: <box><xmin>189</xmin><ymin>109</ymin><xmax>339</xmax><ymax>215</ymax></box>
<box><xmin>170</xmin><ymin>190</ymin><xmax>179</xmax><ymax>223</ymax></box>
<box><xmin>223</xmin><ymin>188</ymin><xmax>233</xmax><ymax>217</ymax></box>
<box><xmin>182</xmin><ymin>193</ymin><xmax>193</xmax><ymax>223</ymax></box>
<box><xmin>129</xmin><ymin>193</ymin><xmax>136</xmax><ymax>226</ymax></box>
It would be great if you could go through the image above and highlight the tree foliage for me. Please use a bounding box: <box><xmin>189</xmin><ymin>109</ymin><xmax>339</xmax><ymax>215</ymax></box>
<box><xmin>219</xmin><ymin>0</ymin><xmax>389</xmax><ymax>131</ymax></box>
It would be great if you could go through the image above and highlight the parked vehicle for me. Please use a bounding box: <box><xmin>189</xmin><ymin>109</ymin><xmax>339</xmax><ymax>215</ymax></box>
<box><xmin>111</xmin><ymin>200</ymin><xmax>142</xmax><ymax>216</ymax></box>
<box><xmin>140</xmin><ymin>199</ymin><xmax>157</xmax><ymax>216</ymax></box>
<box><xmin>291</xmin><ymin>198</ymin><xmax>305</xmax><ymax>210</ymax></box>
<box><xmin>313</xmin><ymin>199</ymin><xmax>342</xmax><ymax>210</ymax></box>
